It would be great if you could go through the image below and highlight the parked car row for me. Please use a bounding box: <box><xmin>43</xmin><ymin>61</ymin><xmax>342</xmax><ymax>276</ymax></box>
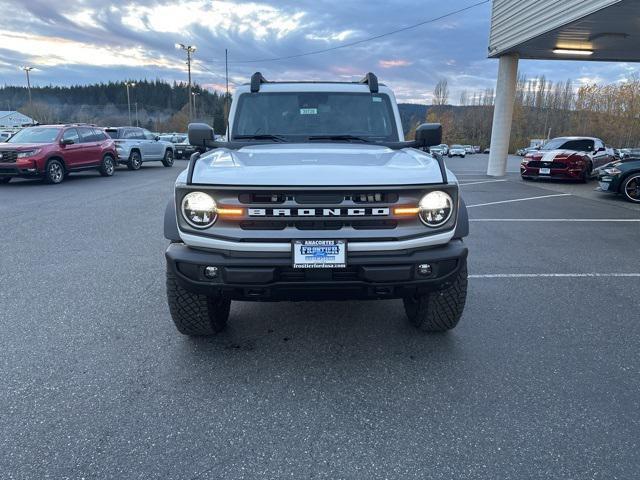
<box><xmin>520</xmin><ymin>135</ymin><xmax>640</xmax><ymax>203</ymax></box>
<box><xmin>428</xmin><ymin>144</ymin><xmax>483</xmax><ymax>158</ymax></box>
<box><xmin>0</xmin><ymin>124</ymin><xmax>178</xmax><ymax>185</ymax></box>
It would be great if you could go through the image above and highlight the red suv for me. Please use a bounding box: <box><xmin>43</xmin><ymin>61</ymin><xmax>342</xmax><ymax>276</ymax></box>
<box><xmin>0</xmin><ymin>124</ymin><xmax>117</xmax><ymax>185</ymax></box>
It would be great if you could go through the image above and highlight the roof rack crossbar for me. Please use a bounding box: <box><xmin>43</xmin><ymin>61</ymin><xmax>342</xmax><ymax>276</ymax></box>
<box><xmin>250</xmin><ymin>72</ymin><xmax>269</xmax><ymax>93</ymax></box>
<box><xmin>359</xmin><ymin>72</ymin><xmax>379</xmax><ymax>93</ymax></box>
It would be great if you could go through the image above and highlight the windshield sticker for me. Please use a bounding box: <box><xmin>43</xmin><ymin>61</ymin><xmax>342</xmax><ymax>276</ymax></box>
<box><xmin>372</xmin><ymin>96</ymin><xmax>383</xmax><ymax>102</ymax></box>
<box><xmin>300</xmin><ymin>108</ymin><xmax>318</xmax><ymax>115</ymax></box>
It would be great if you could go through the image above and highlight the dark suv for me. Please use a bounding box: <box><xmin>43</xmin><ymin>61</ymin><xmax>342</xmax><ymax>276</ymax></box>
<box><xmin>0</xmin><ymin>125</ymin><xmax>117</xmax><ymax>184</ymax></box>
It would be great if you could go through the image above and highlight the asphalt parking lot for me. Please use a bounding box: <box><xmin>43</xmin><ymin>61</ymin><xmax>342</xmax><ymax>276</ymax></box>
<box><xmin>1</xmin><ymin>154</ymin><xmax>639</xmax><ymax>479</ymax></box>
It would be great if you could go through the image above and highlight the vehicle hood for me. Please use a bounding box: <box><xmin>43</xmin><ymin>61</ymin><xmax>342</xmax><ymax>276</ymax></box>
<box><xmin>189</xmin><ymin>143</ymin><xmax>449</xmax><ymax>186</ymax></box>
<box><xmin>532</xmin><ymin>149</ymin><xmax>583</xmax><ymax>162</ymax></box>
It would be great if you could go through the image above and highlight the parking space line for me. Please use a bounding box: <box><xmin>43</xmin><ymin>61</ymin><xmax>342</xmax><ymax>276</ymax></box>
<box><xmin>470</xmin><ymin>273</ymin><xmax>640</xmax><ymax>278</ymax></box>
<box><xmin>459</xmin><ymin>179</ymin><xmax>508</xmax><ymax>186</ymax></box>
<box><xmin>467</xmin><ymin>193</ymin><xmax>571</xmax><ymax>208</ymax></box>
<box><xmin>470</xmin><ymin>218</ymin><xmax>640</xmax><ymax>222</ymax></box>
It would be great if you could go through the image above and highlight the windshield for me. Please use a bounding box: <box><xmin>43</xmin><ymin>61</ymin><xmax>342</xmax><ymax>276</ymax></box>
<box><xmin>8</xmin><ymin>127</ymin><xmax>60</xmax><ymax>144</ymax></box>
<box><xmin>232</xmin><ymin>92</ymin><xmax>398</xmax><ymax>142</ymax></box>
<box><xmin>541</xmin><ymin>138</ymin><xmax>594</xmax><ymax>151</ymax></box>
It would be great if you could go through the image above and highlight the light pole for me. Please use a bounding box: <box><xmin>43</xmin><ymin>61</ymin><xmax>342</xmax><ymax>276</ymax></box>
<box><xmin>175</xmin><ymin>43</ymin><xmax>197</xmax><ymax>119</ymax></box>
<box><xmin>192</xmin><ymin>92</ymin><xmax>200</xmax><ymax>119</ymax></box>
<box><xmin>22</xmin><ymin>66</ymin><xmax>34</xmax><ymax>105</ymax></box>
<box><xmin>125</xmin><ymin>81</ymin><xmax>136</xmax><ymax>125</ymax></box>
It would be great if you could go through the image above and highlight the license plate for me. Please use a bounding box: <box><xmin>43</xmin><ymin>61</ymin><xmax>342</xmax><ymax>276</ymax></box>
<box><xmin>539</xmin><ymin>168</ymin><xmax>551</xmax><ymax>175</ymax></box>
<box><xmin>293</xmin><ymin>240</ymin><xmax>346</xmax><ymax>269</ymax></box>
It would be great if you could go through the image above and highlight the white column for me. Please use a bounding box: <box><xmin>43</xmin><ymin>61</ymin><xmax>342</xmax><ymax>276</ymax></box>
<box><xmin>487</xmin><ymin>54</ymin><xmax>519</xmax><ymax>177</ymax></box>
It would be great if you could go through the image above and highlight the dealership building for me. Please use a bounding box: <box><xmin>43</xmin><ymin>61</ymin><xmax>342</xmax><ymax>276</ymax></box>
<box><xmin>487</xmin><ymin>0</ymin><xmax>639</xmax><ymax>176</ymax></box>
<box><xmin>0</xmin><ymin>111</ymin><xmax>35</xmax><ymax>129</ymax></box>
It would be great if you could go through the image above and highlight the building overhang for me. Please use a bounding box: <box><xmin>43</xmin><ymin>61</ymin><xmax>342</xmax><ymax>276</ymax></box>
<box><xmin>489</xmin><ymin>0</ymin><xmax>639</xmax><ymax>62</ymax></box>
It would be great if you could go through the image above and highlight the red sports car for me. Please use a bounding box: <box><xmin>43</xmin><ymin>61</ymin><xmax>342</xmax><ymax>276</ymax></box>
<box><xmin>520</xmin><ymin>136</ymin><xmax>614</xmax><ymax>182</ymax></box>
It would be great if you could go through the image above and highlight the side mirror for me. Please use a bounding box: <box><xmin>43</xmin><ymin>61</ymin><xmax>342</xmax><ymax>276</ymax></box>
<box><xmin>415</xmin><ymin>123</ymin><xmax>442</xmax><ymax>149</ymax></box>
<box><xmin>188</xmin><ymin>123</ymin><xmax>215</xmax><ymax>148</ymax></box>
<box><xmin>154</xmin><ymin>135</ymin><xmax>160</xmax><ymax>141</ymax></box>
<box><xmin>61</xmin><ymin>138</ymin><xmax>74</xmax><ymax>145</ymax></box>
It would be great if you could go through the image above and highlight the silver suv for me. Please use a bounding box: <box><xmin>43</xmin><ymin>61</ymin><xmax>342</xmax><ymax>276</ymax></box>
<box><xmin>164</xmin><ymin>72</ymin><xmax>469</xmax><ymax>337</ymax></box>
<box><xmin>105</xmin><ymin>127</ymin><xmax>175</xmax><ymax>169</ymax></box>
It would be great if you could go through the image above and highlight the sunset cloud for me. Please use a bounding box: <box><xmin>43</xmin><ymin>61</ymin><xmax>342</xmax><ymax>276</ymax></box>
<box><xmin>0</xmin><ymin>0</ymin><xmax>635</xmax><ymax>104</ymax></box>
<box><xmin>378</xmin><ymin>59</ymin><xmax>413</xmax><ymax>69</ymax></box>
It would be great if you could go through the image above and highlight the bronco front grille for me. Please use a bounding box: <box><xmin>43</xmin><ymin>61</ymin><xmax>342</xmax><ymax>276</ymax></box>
<box><xmin>232</xmin><ymin>189</ymin><xmax>405</xmax><ymax>231</ymax></box>
<box><xmin>0</xmin><ymin>151</ymin><xmax>18</xmax><ymax>163</ymax></box>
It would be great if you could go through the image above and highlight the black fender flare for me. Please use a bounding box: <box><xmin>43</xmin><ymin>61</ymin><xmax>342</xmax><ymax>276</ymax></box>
<box><xmin>454</xmin><ymin>196</ymin><xmax>469</xmax><ymax>239</ymax></box>
<box><xmin>164</xmin><ymin>198</ymin><xmax>181</xmax><ymax>242</ymax></box>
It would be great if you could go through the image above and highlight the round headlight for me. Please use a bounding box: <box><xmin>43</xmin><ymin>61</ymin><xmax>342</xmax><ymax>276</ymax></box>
<box><xmin>419</xmin><ymin>191</ymin><xmax>453</xmax><ymax>227</ymax></box>
<box><xmin>181</xmin><ymin>192</ymin><xmax>217</xmax><ymax>229</ymax></box>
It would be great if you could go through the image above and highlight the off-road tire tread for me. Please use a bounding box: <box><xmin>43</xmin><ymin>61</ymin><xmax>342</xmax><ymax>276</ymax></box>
<box><xmin>166</xmin><ymin>270</ymin><xmax>229</xmax><ymax>336</ymax></box>
<box><xmin>404</xmin><ymin>261</ymin><xmax>467</xmax><ymax>332</ymax></box>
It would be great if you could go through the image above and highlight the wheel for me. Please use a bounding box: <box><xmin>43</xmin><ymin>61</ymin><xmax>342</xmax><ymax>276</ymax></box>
<box><xmin>461</xmin><ymin>155</ymin><xmax>465</xmax><ymax>158</ymax></box>
<box><xmin>403</xmin><ymin>260</ymin><xmax>468</xmax><ymax>332</ymax></box>
<box><xmin>44</xmin><ymin>159</ymin><xmax>65</xmax><ymax>184</ymax></box>
<box><xmin>99</xmin><ymin>154</ymin><xmax>115</xmax><ymax>177</ymax></box>
<box><xmin>622</xmin><ymin>174</ymin><xmax>640</xmax><ymax>203</ymax></box>
<box><xmin>127</xmin><ymin>150</ymin><xmax>142</xmax><ymax>170</ymax></box>
<box><xmin>581</xmin><ymin>163</ymin><xmax>593</xmax><ymax>183</ymax></box>
<box><xmin>0</xmin><ymin>177</ymin><xmax>11</xmax><ymax>184</ymax></box>
<box><xmin>448</xmin><ymin>154</ymin><xmax>452</xmax><ymax>158</ymax></box>
<box><xmin>166</xmin><ymin>269</ymin><xmax>230</xmax><ymax>336</ymax></box>
<box><xmin>161</xmin><ymin>149</ymin><xmax>174</xmax><ymax>167</ymax></box>
<box><xmin>521</xmin><ymin>175</ymin><xmax>532</xmax><ymax>181</ymax></box>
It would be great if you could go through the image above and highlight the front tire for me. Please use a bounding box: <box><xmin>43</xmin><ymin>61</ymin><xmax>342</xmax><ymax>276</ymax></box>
<box><xmin>622</xmin><ymin>174</ymin><xmax>640</xmax><ymax>203</ymax></box>
<box><xmin>581</xmin><ymin>163</ymin><xmax>593</xmax><ymax>183</ymax></box>
<box><xmin>403</xmin><ymin>260</ymin><xmax>468</xmax><ymax>332</ymax></box>
<box><xmin>44</xmin><ymin>159</ymin><xmax>65</xmax><ymax>184</ymax></box>
<box><xmin>127</xmin><ymin>150</ymin><xmax>142</xmax><ymax>170</ymax></box>
<box><xmin>166</xmin><ymin>270</ymin><xmax>230</xmax><ymax>336</ymax></box>
<box><xmin>99</xmin><ymin>154</ymin><xmax>115</xmax><ymax>177</ymax></box>
<box><xmin>161</xmin><ymin>149</ymin><xmax>174</xmax><ymax>167</ymax></box>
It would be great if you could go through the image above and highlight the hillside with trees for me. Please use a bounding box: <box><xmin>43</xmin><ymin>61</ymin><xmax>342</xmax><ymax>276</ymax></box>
<box><xmin>408</xmin><ymin>76</ymin><xmax>640</xmax><ymax>150</ymax></box>
<box><xmin>0</xmin><ymin>80</ymin><xmax>229</xmax><ymax>133</ymax></box>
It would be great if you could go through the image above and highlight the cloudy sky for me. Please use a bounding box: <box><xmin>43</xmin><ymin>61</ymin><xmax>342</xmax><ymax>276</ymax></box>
<box><xmin>0</xmin><ymin>0</ymin><xmax>637</xmax><ymax>103</ymax></box>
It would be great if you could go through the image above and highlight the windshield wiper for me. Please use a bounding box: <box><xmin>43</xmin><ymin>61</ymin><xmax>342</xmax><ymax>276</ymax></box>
<box><xmin>234</xmin><ymin>134</ymin><xmax>288</xmax><ymax>142</ymax></box>
<box><xmin>307</xmin><ymin>135</ymin><xmax>374</xmax><ymax>143</ymax></box>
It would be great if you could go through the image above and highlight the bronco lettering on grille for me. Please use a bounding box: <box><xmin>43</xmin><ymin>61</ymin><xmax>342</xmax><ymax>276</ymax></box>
<box><xmin>248</xmin><ymin>208</ymin><xmax>390</xmax><ymax>217</ymax></box>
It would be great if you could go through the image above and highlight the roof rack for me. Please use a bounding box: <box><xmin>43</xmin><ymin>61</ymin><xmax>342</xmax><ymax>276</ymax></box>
<box><xmin>247</xmin><ymin>72</ymin><xmax>382</xmax><ymax>93</ymax></box>
<box><xmin>250</xmin><ymin>72</ymin><xmax>269</xmax><ymax>92</ymax></box>
<box><xmin>359</xmin><ymin>72</ymin><xmax>379</xmax><ymax>93</ymax></box>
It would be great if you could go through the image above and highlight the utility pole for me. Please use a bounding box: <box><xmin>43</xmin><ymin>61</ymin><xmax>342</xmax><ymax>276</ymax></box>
<box><xmin>135</xmin><ymin>102</ymin><xmax>139</xmax><ymax>127</ymax></box>
<box><xmin>225</xmin><ymin>48</ymin><xmax>229</xmax><ymax>135</ymax></box>
<box><xmin>176</xmin><ymin>43</ymin><xmax>197</xmax><ymax>119</ymax></box>
<box><xmin>125</xmin><ymin>81</ymin><xmax>136</xmax><ymax>125</ymax></box>
<box><xmin>22</xmin><ymin>66</ymin><xmax>34</xmax><ymax>105</ymax></box>
<box><xmin>192</xmin><ymin>92</ymin><xmax>200</xmax><ymax>119</ymax></box>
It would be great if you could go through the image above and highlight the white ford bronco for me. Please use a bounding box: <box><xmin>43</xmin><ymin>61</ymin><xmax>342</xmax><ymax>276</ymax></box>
<box><xmin>164</xmin><ymin>72</ymin><xmax>469</xmax><ymax>335</ymax></box>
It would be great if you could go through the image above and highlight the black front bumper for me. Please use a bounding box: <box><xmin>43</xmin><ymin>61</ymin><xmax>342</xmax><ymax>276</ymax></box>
<box><xmin>0</xmin><ymin>165</ymin><xmax>40</xmax><ymax>178</ymax></box>
<box><xmin>165</xmin><ymin>240</ymin><xmax>468</xmax><ymax>301</ymax></box>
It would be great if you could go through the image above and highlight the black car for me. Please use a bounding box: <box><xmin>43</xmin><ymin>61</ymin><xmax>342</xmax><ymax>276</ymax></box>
<box><xmin>160</xmin><ymin>134</ymin><xmax>195</xmax><ymax>159</ymax></box>
<box><xmin>598</xmin><ymin>159</ymin><xmax>640</xmax><ymax>203</ymax></box>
